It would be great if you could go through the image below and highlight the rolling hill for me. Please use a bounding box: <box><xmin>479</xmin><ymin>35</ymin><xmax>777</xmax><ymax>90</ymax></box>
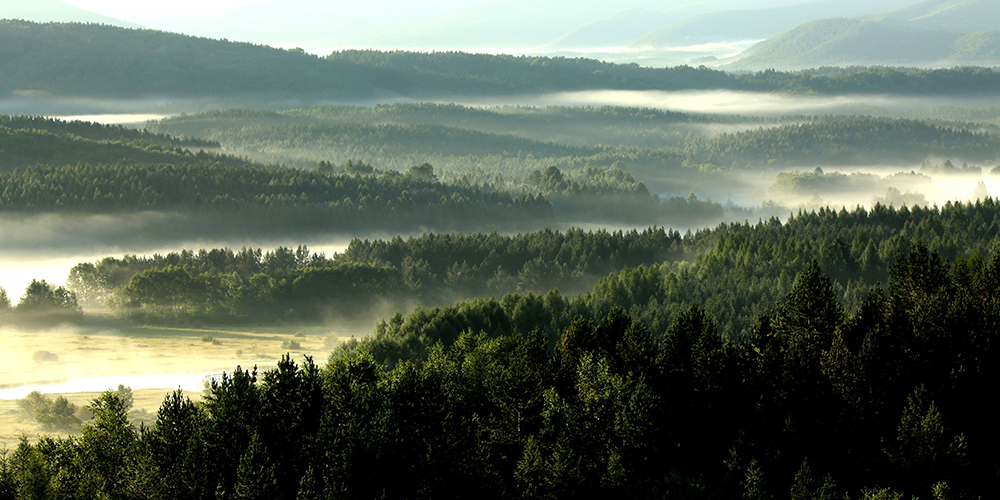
<box><xmin>728</xmin><ymin>0</ymin><xmax>1000</xmax><ymax>69</ymax></box>
<box><xmin>880</xmin><ymin>0</ymin><xmax>1000</xmax><ymax>33</ymax></box>
<box><xmin>538</xmin><ymin>7</ymin><xmax>694</xmax><ymax>50</ymax></box>
<box><xmin>5</xmin><ymin>19</ymin><xmax>1000</xmax><ymax>112</ymax></box>
<box><xmin>629</xmin><ymin>0</ymin><xmax>915</xmax><ymax>49</ymax></box>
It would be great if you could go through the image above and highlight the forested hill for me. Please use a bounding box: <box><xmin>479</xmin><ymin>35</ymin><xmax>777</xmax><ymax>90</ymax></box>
<box><xmin>685</xmin><ymin>116</ymin><xmax>1000</xmax><ymax>167</ymax></box>
<box><xmin>0</xmin><ymin>163</ymin><xmax>553</xmax><ymax>232</ymax></box>
<box><xmin>328</xmin><ymin>51</ymin><xmax>1000</xmax><ymax>96</ymax></box>
<box><xmin>189</xmin><ymin>122</ymin><xmax>601</xmax><ymax>162</ymax></box>
<box><xmin>6</xmin><ymin>21</ymin><xmax>1000</xmax><ymax>103</ymax></box>
<box><xmin>0</xmin><ymin>115</ymin><xmax>214</xmax><ymax>147</ymax></box>
<box><xmin>26</xmin><ymin>201</ymin><xmax>1000</xmax><ymax>499</ymax></box>
<box><xmin>0</xmin><ymin>126</ymin><xmax>232</xmax><ymax>171</ymax></box>
<box><xmin>147</xmin><ymin>104</ymin><xmax>734</xmax><ymax>151</ymax></box>
<box><xmin>341</xmin><ymin>200</ymin><xmax>1000</xmax><ymax>365</ymax></box>
<box><xmin>0</xmin><ymin>21</ymin><xmax>374</xmax><ymax>100</ymax></box>
<box><xmin>150</xmin><ymin>107</ymin><xmax>1000</xmax><ymax>173</ymax></box>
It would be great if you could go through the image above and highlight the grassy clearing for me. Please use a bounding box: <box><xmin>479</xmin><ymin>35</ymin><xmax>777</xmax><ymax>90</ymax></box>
<box><xmin>0</xmin><ymin>318</ymin><xmax>371</xmax><ymax>449</ymax></box>
<box><xmin>0</xmin><ymin>388</ymin><xmax>196</xmax><ymax>450</ymax></box>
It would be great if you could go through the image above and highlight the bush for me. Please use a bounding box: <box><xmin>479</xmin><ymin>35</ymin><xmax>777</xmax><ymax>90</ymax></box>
<box><xmin>281</xmin><ymin>340</ymin><xmax>301</xmax><ymax>350</ymax></box>
<box><xmin>18</xmin><ymin>391</ymin><xmax>82</xmax><ymax>431</ymax></box>
<box><xmin>31</xmin><ymin>350</ymin><xmax>58</xmax><ymax>362</ymax></box>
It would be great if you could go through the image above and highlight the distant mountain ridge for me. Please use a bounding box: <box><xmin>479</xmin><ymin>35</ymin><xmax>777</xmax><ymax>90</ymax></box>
<box><xmin>728</xmin><ymin>0</ymin><xmax>1000</xmax><ymax>69</ymax></box>
<box><xmin>178</xmin><ymin>0</ymin><xmax>807</xmax><ymax>52</ymax></box>
<box><xmin>6</xmin><ymin>19</ymin><xmax>1000</xmax><ymax>113</ymax></box>
<box><xmin>629</xmin><ymin>0</ymin><xmax>916</xmax><ymax>49</ymax></box>
<box><xmin>0</xmin><ymin>0</ymin><xmax>138</xmax><ymax>27</ymax></box>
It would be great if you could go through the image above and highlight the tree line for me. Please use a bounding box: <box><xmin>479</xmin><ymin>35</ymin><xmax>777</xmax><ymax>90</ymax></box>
<box><xmin>67</xmin><ymin>199</ymin><xmax>1000</xmax><ymax>335</ymax></box>
<box><xmin>0</xmin><ymin>126</ymin><xmax>235</xmax><ymax>172</ymax></box>
<box><xmin>0</xmin><ymin>115</ymin><xmax>216</xmax><ymax>148</ymax></box>
<box><xmin>0</xmin><ymin>163</ymin><xmax>553</xmax><ymax>232</ymax></box>
<box><xmin>344</xmin><ymin>199</ymin><xmax>1000</xmax><ymax>363</ymax></box>
<box><xmin>151</xmin><ymin>105</ymin><xmax>1000</xmax><ymax>176</ymax></box>
<box><xmin>67</xmin><ymin>227</ymin><xmax>697</xmax><ymax>323</ymax></box>
<box><xmin>684</xmin><ymin>116</ymin><xmax>1000</xmax><ymax>168</ymax></box>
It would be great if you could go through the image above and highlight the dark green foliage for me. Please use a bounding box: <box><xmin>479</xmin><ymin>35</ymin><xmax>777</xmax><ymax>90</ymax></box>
<box><xmin>18</xmin><ymin>391</ymin><xmax>82</xmax><ymax>431</ymax></box>
<box><xmin>14</xmin><ymin>279</ymin><xmax>82</xmax><ymax>325</ymax></box>
<box><xmin>686</xmin><ymin>116</ymin><xmax>1000</xmax><ymax>167</ymax></box>
<box><xmin>144</xmin><ymin>390</ymin><xmax>211</xmax><ymax>500</ymax></box>
<box><xmin>6</xmin><ymin>21</ymin><xmax>1000</xmax><ymax>104</ymax></box>
<box><xmin>12</xmin><ymin>250</ymin><xmax>1000</xmax><ymax>498</ymax></box>
<box><xmin>0</xmin><ymin>125</ymin><xmax>236</xmax><ymax>171</ymax></box>
<box><xmin>0</xmin><ymin>20</ymin><xmax>373</xmax><ymax>100</ymax></box>
<box><xmin>0</xmin><ymin>115</ymin><xmax>216</xmax><ymax>148</ymax></box>
<box><xmin>0</xmin><ymin>163</ymin><xmax>551</xmax><ymax>221</ymax></box>
<box><xmin>331</xmin><ymin>50</ymin><xmax>1000</xmax><ymax>97</ymax></box>
<box><xmin>69</xmin><ymin>227</ymin><xmax>687</xmax><ymax>324</ymax></box>
<box><xmin>348</xmin><ymin>200</ymin><xmax>1000</xmax><ymax>365</ymax></box>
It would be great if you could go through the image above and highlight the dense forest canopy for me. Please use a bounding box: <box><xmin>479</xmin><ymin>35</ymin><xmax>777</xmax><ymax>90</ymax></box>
<box><xmin>9</xmin><ymin>212</ymin><xmax>1000</xmax><ymax>499</ymax></box>
<box><xmin>66</xmin><ymin>227</ymin><xmax>695</xmax><ymax>323</ymax></box>
<box><xmin>65</xmin><ymin>200</ymin><xmax>1000</xmax><ymax>348</ymax></box>
<box><xmin>150</xmin><ymin>105</ymin><xmax>1000</xmax><ymax>179</ymax></box>
<box><xmin>0</xmin><ymin>115</ymin><xmax>733</xmax><ymax>232</ymax></box>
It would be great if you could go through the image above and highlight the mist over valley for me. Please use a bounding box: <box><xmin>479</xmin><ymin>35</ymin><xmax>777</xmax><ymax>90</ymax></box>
<box><xmin>3</xmin><ymin>1</ymin><xmax>1000</xmax><ymax>498</ymax></box>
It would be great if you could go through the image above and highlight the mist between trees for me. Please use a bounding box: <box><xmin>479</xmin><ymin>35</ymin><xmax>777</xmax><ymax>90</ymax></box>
<box><xmin>54</xmin><ymin>199</ymin><xmax>1000</xmax><ymax>339</ymax></box>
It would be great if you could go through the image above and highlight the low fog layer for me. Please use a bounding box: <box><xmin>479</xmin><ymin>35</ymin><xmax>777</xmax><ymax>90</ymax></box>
<box><xmin>0</xmin><ymin>212</ymin><xmax>380</xmax><ymax>298</ymax></box>
<box><xmin>719</xmin><ymin>165</ymin><xmax>1000</xmax><ymax>214</ymax></box>
<box><xmin>9</xmin><ymin>88</ymin><xmax>1000</xmax><ymax>121</ymax></box>
<box><xmin>0</xmin><ymin>373</ymin><xmax>208</xmax><ymax>400</ymax></box>
<box><xmin>448</xmin><ymin>90</ymin><xmax>1000</xmax><ymax>119</ymax></box>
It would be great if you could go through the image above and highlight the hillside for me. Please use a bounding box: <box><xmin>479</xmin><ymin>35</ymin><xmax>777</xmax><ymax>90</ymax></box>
<box><xmin>0</xmin><ymin>117</ymin><xmax>230</xmax><ymax>171</ymax></box>
<box><xmin>728</xmin><ymin>0</ymin><xmax>1000</xmax><ymax>69</ymax></box>
<box><xmin>0</xmin><ymin>20</ymin><xmax>374</xmax><ymax>101</ymax></box>
<box><xmin>882</xmin><ymin>0</ymin><xmax>1000</xmax><ymax>33</ymax></box>
<box><xmin>541</xmin><ymin>8</ymin><xmax>678</xmax><ymax>50</ymax></box>
<box><xmin>6</xmin><ymin>20</ymin><xmax>1000</xmax><ymax>112</ymax></box>
<box><xmin>630</xmin><ymin>0</ymin><xmax>914</xmax><ymax>49</ymax></box>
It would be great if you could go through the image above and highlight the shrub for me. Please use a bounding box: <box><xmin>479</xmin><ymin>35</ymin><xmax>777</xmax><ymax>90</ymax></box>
<box><xmin>31</xmin><ymin>350</ymin><xmax>59</xmax><ymax>362</ymax></box>
<box><xmin>18</xmin><ymin>391</ymin><xmax>82</xmax><ymax>431</ymax></box>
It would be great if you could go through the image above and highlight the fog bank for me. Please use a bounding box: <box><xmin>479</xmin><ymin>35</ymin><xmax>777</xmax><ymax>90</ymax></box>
<box><xmin>447</xmin><ymin>90</ymin><xmax>1000</xmax><ymax>118</ymax></box>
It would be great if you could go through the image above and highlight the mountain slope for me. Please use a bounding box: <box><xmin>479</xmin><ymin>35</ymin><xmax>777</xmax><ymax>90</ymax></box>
<box><xmin>630</xmin><ymin>0</ymin><xmax>915</xmax><ymax>48</ymax></box>
<box><xmin>727</xmin><ymin>0</ymin><xmax>1000</xmax><ymax>69</ymax></box>
<box><xmin>6</xmin><ymin>20</ymin><xmax>1000</xmax><ymax>109</ymax></box>
<box><xmin>730</xmin><ymin>18</ymin><xmax>961</xmax><ymax>69</ymax></box>
<box><xmin>882</xmin><ymin>0</ymin><xmax>1000</xmax><ymax>33</ymax></box>
<box><xmin>540</xmin><ymin>7</ymin><xmax>694</xmax><ymax>50</ymax></box>
<box><xmin>0</xmin><ymin>20</ymin><xmax>375</xmax><ymax>100</ymax></box>
<box><xmin>947</xmin><ymin>31</ymin><xmax>1000</xmax><ymax>64</ymax></box>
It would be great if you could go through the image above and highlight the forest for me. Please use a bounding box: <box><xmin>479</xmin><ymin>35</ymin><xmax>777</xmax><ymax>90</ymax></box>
<box><xmin>148</xmin><ymin>105</ymin><xmax>1000</xmax><ymax>183</ymax></box>
<box><xmin>0</xmin><ymin>116</ymin><xmax>734</xmax><ymax>233</ymax></box>
<box><xmin>6</xmin><ymin>213</ymin><xmax>1000</xmax><ymax>498</ymax></box>
<box><xmin>4</xmin><ymin>100</ymin><xmax>1000</xmax><ymax>499</ymax></box>
<box><xmin>6</xmin><ymin>21</ymin><xmax>1000</xmax><ymax>105</ymax></box>
<box><xmin>7</xmin><ymin>15</ymin><xmax>1000</xmax><ymax>500</ymax></box>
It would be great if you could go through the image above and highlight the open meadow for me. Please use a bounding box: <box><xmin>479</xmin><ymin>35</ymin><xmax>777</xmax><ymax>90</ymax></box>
<box><xmin>0</xmin><ymin>318</ymin><xmax>361</xmax><ymax>449</ymax></box>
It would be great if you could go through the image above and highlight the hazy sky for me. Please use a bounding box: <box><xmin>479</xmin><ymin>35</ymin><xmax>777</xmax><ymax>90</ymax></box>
<box><xmin>62</xmin><ymin>0</ymin><xmax>264</xmax><ymax>26</ymax></box>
